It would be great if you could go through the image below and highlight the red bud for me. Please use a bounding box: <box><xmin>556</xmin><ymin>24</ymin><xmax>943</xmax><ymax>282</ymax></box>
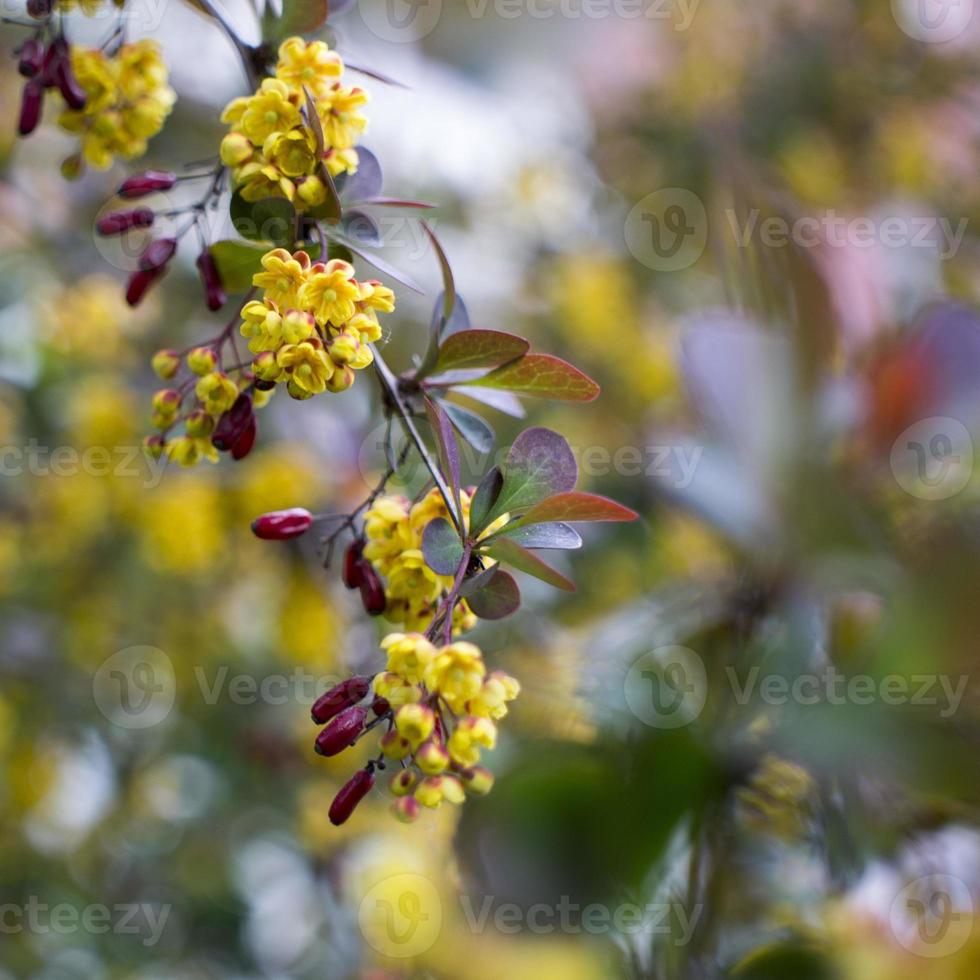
<box><xmin>18</xmin><ymin>40</ymin><xmax>44</xmax><ymax>78</ymax></box>
<box><xmin>97</xmin><ymin>208</ymin><xmax>154</xmax><ymax>236</ymax></box>
<box><xmin>212</xmin><ymin>392</ymin><xmax>253</xmax><ymax>451</ymax></box>
<box><xmin>250</xmin><ymin>507</ymin><xmax>314</xmax><ymax>541</ymax></box>
<box><xmin>18</xmin><ymin>79</ymin><xmax>44</xmax><ymax>136</ymax></box>
<box><xmin>311</xmin><ymin>676</ymin><xmax>371</xmax><ymax>724</ymax></box>
<box><xmin>139</xmin><ymin>237</ymin><xmax>177</xmax><ymax>272</ymax></box>
<box><xmin>359</xmin><ymin>562</ymin><xmax>386</xmax><ymax>616</ymax></box>
<box><xmin>27</xmin><ymin>0</ymin><xmax>52</xmax><ymax>18</ymax></box>
<box><xmin>45</xmin><ymin>39</ymin><xmax>85</xmax><ymax>109</ymax></box>
<box><xmin>230</xmin><ymin>414</ymin><xmax>257</xmax><ymax>460</ymax></box>
<box><xmin>126</xmin><ymin>267</ymin><xmax>162</xmax><ymax>307</ymax></box>
<box><xmin>343</xmin><ymin>540</ymin><xmax>364</xmax><ymax>589</ymax></box>
<box><xmin>315</xmin><ymin>706</ymin><xmax>367</xmax><ymax>757</ymax></box>
<box><xmin>118</xmin><ymin>170</ymin><xmax>177</xmax><ymax>198</ymax></box>
<box><xmin>329</xmin><ymin>768</ymin><xmax>374</xmax><ymax>826</ymax></box>
<box><xmin>372</xmin><ymin>695</ymin><xmax>390</xmax><ymax>717</ymax></box>
<box><xmin>195</xmin><ymin>249</ymin><xmax>226</xmax><ymax>312</ymax></box>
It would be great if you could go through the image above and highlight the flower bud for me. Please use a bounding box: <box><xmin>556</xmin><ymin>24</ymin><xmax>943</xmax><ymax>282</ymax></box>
<box><xmin>185</xmin><ymin>409</ymin><xmax>214</xmax><ymax>438</ymax></box>
<box><xmin>126</xmin><ymin>268</ymin><xmax>161</xmax><ymax>307</ymax></box>
<box><xmin>250</xmin><ymin>507</ymin><xmax>313</xmax><ymax>541</ymax></box>
<box><xmin>314</xmin><ymin>705</ymin><xmax>367</xmax><ymax>757</ymax></box>
<box><xmin>196</xmin><ymin>249</ymin><xmax>226</xmax><ymax>312</ymax></box>
<box><xmin>311</xmin><ymin>676</ymin><xmax>370</xmax><ymax>724</ymax></box>
<box><xmin>416</xmin><ymin>739</ymin><xmax>450</xmax><ymax>775</ymax></box>
<box><xmin>60</xmin><ymin>153</ymin><xmax>83</xmax><ymax>181</ymax></box>
<box><xmin>327</xmin><ymin>332</ymin><xmax>359</xmax><ymax>365</ymax></box>
<box><xmin>151</xmin><ymin>348</ymin><xmax>180</xmax><ymax>379</ymax></box>
<box><xmin>379</xmin><ymin>730</ymin><xmax>412</xmax><ymax>761</ymax></box>
<box><xmin>359</xmin><ymin>562</ymin><xmax>386</xmax><ymax>616</ymax></box>
<box><xmin>342</xmin><ymin>540</ymin><xmax>364</xmax><ymax>589</ymax></box>
<box><xmin>390</xmin><ymin>769</ymin><xmax>417</xmax><ymax>797</ymax></box>
<box><xmin>329</xmin><ymin>768</ymin><xmax>374</xmax><ymax>826</ymax></box>
<box><xmin>187</xmin><ymin>346</ymin><xmax>218</xmax><ymax>376</ymax></box>
<box><xmin>459</xmin><ymin>765</ymin><xmax>495</xmax><ymax>796</ymax></box>
<box><xmin>395</xmin><ymin>704</ymin><xmax>435</xmax><ymax>747</ymax></box>
<box><xmin>252</xmin><ymin>351</ymin><xmax>281</xmax><ymax>383</ymax></box>
<box><xmin>97</xmin><ymin>208</ymin><xmax>154</xmax><ymax>236</ymax></box>
<box><xmin>142</xmin><ymin>434</ymin><xmax>165</xmax><ymax>459</ymax></box>
<box><xmin>220</xmin><ymin>131</ymin><xmax>252</xmax><ymax>166</ymax></box>
<box><xmin>18</xmin><ymin>39</ymin><xmax>44</xmax><ymax>78</ymax></box>
<box><xmin>139</xmin><ymin>237</ymin><xmax>177</xmax><ymax>272</ymax></box>
<box><xmin>18</xmin><ymin>79</ymin><xmax>44</xmax><ymax>136</ymax></box>
<box><xmin>212</xmin><ymin>391</ymin><xmax>254</xmax><ymax>450</ymax></box>
<box><xmin>325</xmin><ymin>365</ymin><xmax>356</xmax><ymax>393</ymax></box>
<box><xmin>392</xmin><ymin>796</ymin><xmax>421</xmax><ymax>823</ymax></box>
<box><xmin>118</xmin><ymin>170</ymin><xmax>177</xmax><ymax>198</ymax></box>
<box><xmin>151</xmin><ymin>388</ymin><xmax>181</xmax><ymax>416</ymax></box>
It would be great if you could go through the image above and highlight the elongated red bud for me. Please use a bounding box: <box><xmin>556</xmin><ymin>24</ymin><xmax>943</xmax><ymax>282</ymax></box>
<box><xmin>97</xmin><ymin>208</ymin><xmax>154</xmax><ymax>236</ymax></box>
<box><xmin>139</xmin><ymin>237</ymin><xmax>177</xmax><ymax>272</ymax></box>
<box><xmin>18</xmin><ymin>79</ymin><xmax>44</xmax><ymax>136</ymax></box>
<box><xmin>212</xmin><ymin>392</ymin><xmax>253</xmax><ymax>451</ymax></box>
<box><xmin>118</xmin><ymin>170</ymin><xmax>177</xmax><ymax>198</ymax></box>
<box><xmin>19</xmin><ymin>40</ymin><xmax>45</xmax><ymax>78</ymax></box>
<box><xmin>359</xmin><ymin>562</ymin><xmax>386</xmax><ymax>616</ymax></box>
<box><xmin>315</xmin><ymin>706</ymin><xmax>367</xmax><ymax>757</ymax></box>
<box><xmin>195</xmin><ymin>249</ymin><xmax>226</xmax><ymax>311</ymax></box>
<box><xmin>250</xmin><ymin>507</ymin><xmax>313</xmax><ymax>541</ymax></box>
<box><xmin>126</xmin><ymin>267</ymin><xmax>161</xmax><ymax>307</ymax></box>
<box><xmin>311</xmin><ymin>676</ymin><xmax>371</xmax><ymax>724</ymax></box>
<box><xmin>49</xmin><ymin>39</ymin><xmax>85</xmax><ymax>110</ymax></box>
<box><xmin>329</xmin><ymin>768</ymin><xmax>374</xmax><ymax>826</ymax></box>
<box><xmin>230</xmin><ymin>414</ymin><xmax>256</xmax><ymax>460</ymax></box>
<box><xmin>343</xmin><ymin>540</ymin><xmax>364</xmax><ymax>589</ymax></box>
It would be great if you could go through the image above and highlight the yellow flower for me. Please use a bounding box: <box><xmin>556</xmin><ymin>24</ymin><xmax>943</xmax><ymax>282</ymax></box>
<box><xmin>237</xmin><ymin>162</ymin><xmax>296</xmax><ymax>203</ymax></box>
<box><xmin>275</xmin><ymin>37</ymin><xmax>344</xmax><ymax>99</ymax></box>
<box><xmin>394</xmin><ymin>703</ymin><xmax>435</xmax><ymax>747</ymax></box>
<box><xmin>319</xmin><ymin>85</ymin><xmax>368</xmax><ymax>150</ymax></box>
<box><xmin>374</xmin><ymin>671</ymin><xmax>423</xmax><ymax>707</ymax></box>
<box><xmin>252</xmin><ymin>248</ymin><xmax>311</xmax><ymax>309</ymax></box>
<box><xmin>220</xmin><ymin>131</ymin><xmax>253</xmax><ymax>166</ymax></box>
<box><xmin>195</xmin><ymin>371</ymin><xmax>239</xmax><ymax>415</ymax></box>
<box><xmin>387</xmin><ymin>549</ymin><xmax>444</xmax><ymax>605</ymax></box>
<box><xmin>359</xmin><ymin>279</ymin><xmax>396</xmax><ymax>314</ymax></box>
<box><xmin>276</xmin><ymin>339</ymin><xmax>334</xmax><ymax>394</ymax></box>
<box><xmin>381</xmin><ymin>632</ymin><xmax>437</xmax><ymax>684</ymax></box>
<box><xmin>263</xmin><ymin>128</ymin><xmax>317</xmax><ymax>178</ymax></box>
<box><xmin>324</xmin><ymin>146</ymin><xmax>360</xmax><ymax>178</ymax></box>
<box><xmin>414</xmin><ymin>774</ymin><xmax>464</xmax><ymax>809</ymax></box>
<box><xmin>424</xmin><ymin>641</ymin><xmax>486</xmax><ymax>713</ymax></box>
<box><xmin>239</xmin><ymin>300</ymin><xmax>284</xmax><ymax>354</ymax></box>
<box><xmin>468</xmin><ymin>671</ymin><xmax>521</xmax><ymax>720</ymax></box>
<box><xmin>240</xmin><ymin>78</ymin><xmax>300</xmax><ymax>143</ymax></box>
<box><xmin>165</xmin><ymin>435</ymin><xmax>219</xmax><ymax>467</ymax></box>
<box><xmin>299</xmin><ymin>259</ymin><xmax>361</xmax><ymax>326</ymax></box>
<box><xmin>447</xmin><ymin>716</ymin><xmax>497</xmax><ymax>768</ymax></box>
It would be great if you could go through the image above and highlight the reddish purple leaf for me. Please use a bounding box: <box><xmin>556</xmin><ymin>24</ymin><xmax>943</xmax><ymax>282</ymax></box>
<box><xmin>463</xmin><ymin>353</ymin><xmax>600</xmax><ymax>402</ymax></box>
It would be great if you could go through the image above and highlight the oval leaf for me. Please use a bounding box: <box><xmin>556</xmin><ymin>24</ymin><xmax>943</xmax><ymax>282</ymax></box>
<box><xmin>421</xmin><ymin>517</ymin><xmax>464</xmax><ymax>576</ymax></box>
<box><xmin>468</xmin><ymin>465</ymin><xmax>504</xmax><ymax>537</ymax></box>
<box><xmin>482</xmin><ymin>536</ymin><xmax>575</xmax><ymax>592</ymax></box>
<box><xmin>466</xmin><ymin>569</ymin><xmax>521</xmax><ymax>620</ymax></box>
<box><xmin>463</xmin><ymin>353</ymin><xmax>600</xmax><ymax>402</ymax></box>
<box><xmin>431</xmin><ymin>330</ymin><xmax>530</xmax><ymax>376</ymax></box>
<box><xmin>230</xmin><ymin>192</ymin><xmax>296</xmax><ymax>249</ymax></box>
<box><xmin>210</xmin><ymin>240</ymin><xmax>267</xmax><ymax>293</ymax></box>
<box><xmin>494</xmin><ymin>522</ymin><xmax>582</xmax><ymax>550</ymax></box>
<box><xmin>513</xmin><ymin>491</ymin><xmax>639</xmax><ymax>528</ymax></box>
<box><xmin>441</xmin><ymin>400</ymin><xmax>494</xmax><ymax>456</ymax></box>
<box><xmin>341</xmin><ymin>147</ymin><xmax>383</xmax><ymax>201</ymax></box>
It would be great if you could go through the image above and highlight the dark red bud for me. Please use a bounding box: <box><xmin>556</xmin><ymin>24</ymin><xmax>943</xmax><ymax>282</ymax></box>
<box><xmin>311</xmin><ymin>676</ymin><xmax>371</xmax><ymax>724</ymax></box>
<box><xmin>212</xmin><ymin>392</ymin><xmax>253</xmax><ymax>451</ymax></box>
<box><xmin>196</xmin><ymin>249</ymin><xmax>226</xmax><ymax>312</ymax></box>
<box><xmin>41</xmin><ymin>37</ymin><xmax>64</xmax><ymax>88</ymax></box>
<box><xmin>314</xmin><ymin>706</ymin><xmax>367</xmax><ymax>757</ymax></box>
<box><xmin>253</xmin><ymin>378</ymin><xmax>276</xmax><ymax>391</ymax></box>
<box><xmin>139</xmin><ymin>237</ymin><xmax>178</xmax><ymax>272</ymax></box>
<box><xmin>51</xmin><ymin>41</ymin><xmax>85</xmax><ymax>110</ymax></box>
<box><xmin>359</xmin><ymin>562</ymin><xmax>386</xmax><ymax>616</ymax></box>
<box><xmin>230</xmin><ymin>414</ymin><xmax>257</xmax><ymax>460</ymax></box>
<box><xmin>118</xmin><ymin>170</ymin><xmax>177</xmax><ymax>198</ymax></box>
<box><xmin>19</xmin><ymin>40</ymin><xmax>45</xmax><ymax>78</ymax></box>
<box><xmin>97</xmin><ymin>208</ymin><xmax>154</xmax><ymax>236</ymax></box>
<box><xmin>372</xmin><ymin>695</ymin><xmax>390</xmax><ymax>717</ymax></box>
<box><xmin>18</xmin><ymin>79</ymin><xmax>44</xmax><ymax>136</ymax></box>
<box><xmin>126</xmin><ymin>268</ymin><xmax>162</xmax><ymax>307</ymax></box>
<box><xmin>329</xmin><ymin>768</ymin><xmax>375</xmax><ymax>826</ymax></box>
<box><xmin>342</xmin><ymin>540</ymin><xmax>364</xmax><ymax>589</ymax></box>
<box><xmin>27</xmin><ymin>0</ymin><xmax>52</xmax><ymax>18</ymax></box>
<box><xmin>250</xmin><ymin>507</ymin><xmax>314</xmax><ymax>541</ymax></box>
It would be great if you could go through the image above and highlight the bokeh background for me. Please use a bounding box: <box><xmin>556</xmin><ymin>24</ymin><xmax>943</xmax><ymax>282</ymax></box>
<box><xmin>3</xmin><ymin>0</ymin><xmax>980</xmax><ymax>976</ymax></box>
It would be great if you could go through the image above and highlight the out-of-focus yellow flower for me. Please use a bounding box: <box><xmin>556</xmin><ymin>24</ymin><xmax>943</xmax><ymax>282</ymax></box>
<box><xmin>381</xmin><ymin>632</ymin><xmax>437</xmax><ymax>684</ymax></box>
<box><xmin>423</xmin><ymin>641</ymin><xmax>486</xmax><ymax>713</ymax></box>
<box><xmin>278</xmin><ymin>570</ymin><xmax>339</xmax><ymax>668</ymax></box>
<box><xmin>137</xmin><ymin>477</ymin><xmax>224</xmax><ymax>574</ymax></box>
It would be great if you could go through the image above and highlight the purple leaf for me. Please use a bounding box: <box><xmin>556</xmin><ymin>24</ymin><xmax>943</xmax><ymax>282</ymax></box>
<box><xmin>341</xmin><ymin>147</ymin><xmax>382</xmax><ymax>200</ymax></box>
<box><xmin>482</xmin><ymin>536</ymin><xmax>575</xmax><ymax>593</ymax></box>
<box><xmin>493</xmin><ymin>521</ymin><xmax>582</xmax><ymax>550</ymax></box>
<box><xmin>466</xmin><ymin>568</ymin><xmax>521</xmax><ymax>620</ymax></box>
<box><xmin>421</xmin><ymin>517</ymin><xmax>464</xmax><ymax>576</ymax></box>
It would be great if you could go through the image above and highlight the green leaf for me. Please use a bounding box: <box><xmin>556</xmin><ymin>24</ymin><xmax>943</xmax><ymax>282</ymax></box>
<box><xmin>512</xmin><ymin>491</ymin><xmax>639</xmax><ymax>528</ymax></box>
<box><xmin>429</xmin><ymin>329</ymin><xmax>529</xmax><ymax>376</ymax></box>
<box><xmin>493</xmin><ymin>522</ymin><xmax>582</xmax><ymax>550</ymax></box>
<box><xmin>423</xmin><ymin>396</ymin><xmax>461</xmax><ymax>517</ymax></box>
<box><xmin>481</xmin><ymin>536</ymin><xmax>575</xmax><ymax>592</ymax></box>
<box><xmin>262</xmin><ymin>0</ymin><xmax>329</xmax><ymax>42</ymax></box>
<box><xmin>209</xmin><ymin>240</ymin><xmax>268</xmax><ymax>293</ymax></box>
<box><xmin>441</xmin><ymin>401</ymin><xmax>494</xmax><ymax>455</ymax></box>
<box><xmin>421</xmin><ymin>518</ymin><xmax>464</xmax><ymax>576</ymax></box>
<box><xmin>466</xmin><ymin>569</ymin><xmax>521</xmax><ymax>620</ymax></box>
<box><xmin>463</xmin><ymin>353</ymin><xmax>600</xmax><ymax>402</ymax></box>
<box><xmin>468</xmin><ymin>466</ymin><xmax>504</xmax><ymax>538</ymax></box>
<box><xmin>230</xmin><ymin>192</ymin><xmax>296</xmax><ymax>249</ymax></box>
<box><xmin>483</xmin><ymin>427</ymin><xmax>578</xmax><ymax>527</ymax></box>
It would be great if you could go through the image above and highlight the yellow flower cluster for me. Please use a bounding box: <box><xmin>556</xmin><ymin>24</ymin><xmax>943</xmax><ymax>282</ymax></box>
<box><xmin>375</xmin><ymin>633</ymin><xmax>519</xmax><ymax>820</ymax></box>
<box><xmin>58</xmin><ymin>40</ymin><xmax>175</xmax><ymax>171</ymax></box>
<box><xmin>243</xmin><ymin>248</ymin><xmax>394</xmax><ymax>398</ymax></box>
<box><xmin>220</xmin><ymin>37</ymin><xmax>368</xmax><ymax>211</ymax></box>
<box><xmin>363</xmin><ymin>489</ymin><xmax>479</xmax><ymax>634</ymax></box>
